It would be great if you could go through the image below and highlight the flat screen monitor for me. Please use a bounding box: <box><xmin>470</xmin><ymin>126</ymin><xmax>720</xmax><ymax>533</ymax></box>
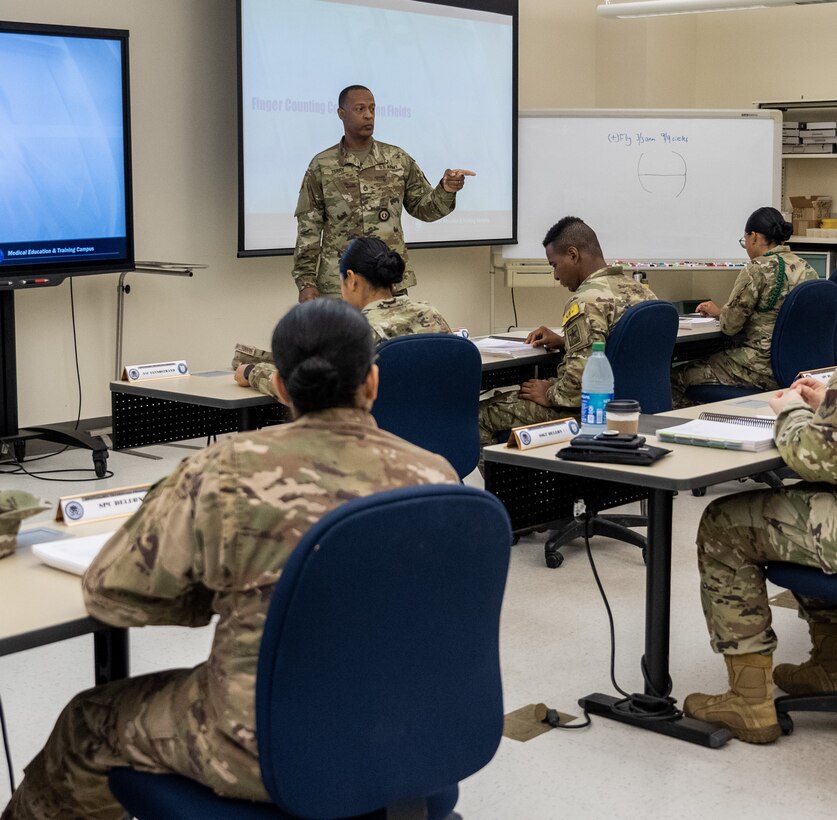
<box><xmin>0</xmin><ymin>21</ymin><xmax>134</xmax><ymax>284</ymax></box>
<box><xmin>237</xmin><ymin>0</ymin><xmax>517</xmax><ymax>257</ymax></box>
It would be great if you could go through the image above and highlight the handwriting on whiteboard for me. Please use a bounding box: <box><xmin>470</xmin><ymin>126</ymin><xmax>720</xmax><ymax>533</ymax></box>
<box><xmin>608</xmin><ymin>132</ymin><xmax>689</xmax><ymax>147</ymax></box>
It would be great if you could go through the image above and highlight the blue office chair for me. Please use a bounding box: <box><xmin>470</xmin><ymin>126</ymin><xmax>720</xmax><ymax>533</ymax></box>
<box><xmin>108</xmin><ymin>484</ymin><xmax>512</xmax><ymax>819</ymax></box>
<box><xmin>764</xmin><ymin>561</ymin><xmax>837</xmax><ymax>736</ymax></box>
<box><xmin>372</xmin><ymin>333</ymin><xmax>482</xmax><ymax>480</ymax></box>
<box><xmin>685</xmin><ymin>279</ymin><xmax>837</xmax><ymax>404</ymax></box>
<box><xmin>544</xmin><ymin>300</ymin><xmax>679</xmax><ymax>567</ymax></box>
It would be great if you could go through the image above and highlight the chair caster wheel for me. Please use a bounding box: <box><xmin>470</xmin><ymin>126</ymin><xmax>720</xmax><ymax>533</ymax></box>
<box><xmin>93</xmin><ymin>453</ymin><xmax>108</xmax><ymax>478</ymax></box>
<box><xmin>777</xmin><ymin>712</ymin><xmax>794</xmax><ymax>736</ymax></box>
<box><xmin>545</xmin><ymin>552</ymin><xmax>564</xmax><ymax>569</ymax></box>
<box><xmin>692</xmin><ymin>487</ymin><xmax>707</xmax><ymax>497</ymax></box>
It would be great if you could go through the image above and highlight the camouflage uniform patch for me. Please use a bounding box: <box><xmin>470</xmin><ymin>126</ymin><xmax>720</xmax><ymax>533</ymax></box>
<box><xmin>479</xmin><ymin>266</ymin><xmax>655</xmax><ymax>447</ymax></box>
<box><xmin>292</xmin><ymin>139</ymin><xmax>456</xmax><ymax>295</ymax></box>
<box><xmin>672</xmin><ymin>248</ymin><xmax>817</xmax><ymax>407</ymax></box>
<box><xmin>3</xmin><ymin>408</ymin><xmax>457</xmax><ymax>818</ymax></box>
<box><xmin>696</xmin><ymin>372</ymin><xmax>837</xmax><ymax>656</ymax></box>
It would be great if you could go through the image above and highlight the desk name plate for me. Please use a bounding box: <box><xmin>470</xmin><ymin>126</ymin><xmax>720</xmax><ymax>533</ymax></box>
<box><xmin>507</xmin><ymin>418</ymin><xmax>579</xmax><ymax>450</ymax></box>
<box><xmin>57</xmin><ymin>484</ymin><xmax>150</xmax><ymax>525</ymax></box>
<box><xmin>121</xmin><ymin>361</ymin><xmax>189</xmax><ymax>382</ymax></box>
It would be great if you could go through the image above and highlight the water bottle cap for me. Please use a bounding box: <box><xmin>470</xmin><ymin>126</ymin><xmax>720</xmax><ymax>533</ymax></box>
<box><xmin>591</xmin><ymin>341</ymin><xmax>605</xmax><ymax>352</ymax></box>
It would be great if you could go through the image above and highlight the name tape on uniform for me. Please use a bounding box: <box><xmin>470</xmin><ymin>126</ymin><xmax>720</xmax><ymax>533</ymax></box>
<box><xmin>507</xmin><ymin>418</ymin><xmax>579</xmax><ymax>450</ymax></box>
<box><xmin>121</xmin><ymin>361</ymin><xmax>189</xmax><ymax>382</ymax></box>
<box><xmin>57</xmin><ymin>485</ymin><xmax>150</xmax><ymax>525</ymax></box>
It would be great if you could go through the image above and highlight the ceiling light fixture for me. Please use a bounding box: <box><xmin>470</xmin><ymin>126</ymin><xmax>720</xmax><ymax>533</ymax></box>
<box><xmin>597</xmin><ymin>0</ymin><xmax>835</xmax><ymax>19</ymax></box>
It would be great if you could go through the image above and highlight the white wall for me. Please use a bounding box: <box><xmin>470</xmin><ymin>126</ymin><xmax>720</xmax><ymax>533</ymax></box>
<box><xmin>9</xmin><ymin>0</ymin><xmax>837</xmax><ymax>424</ymax></box>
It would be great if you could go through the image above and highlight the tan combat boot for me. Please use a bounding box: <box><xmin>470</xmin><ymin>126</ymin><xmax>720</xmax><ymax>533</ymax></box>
<box><xmin>774</xmin><ymin>622</ymin><xmax>837</xmax><ymax>695</ymax></box>
<box><xmin>683</xmin><ymin>653</ymin><xmax>780</xmax><ymax>744</ymax></box>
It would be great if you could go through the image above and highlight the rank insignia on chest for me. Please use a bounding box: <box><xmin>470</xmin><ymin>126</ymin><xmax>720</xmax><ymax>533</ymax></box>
<box><xmin>378</xmin><ymin>208</ymin><xmax>390</xmax><ymax>222</ymax></box>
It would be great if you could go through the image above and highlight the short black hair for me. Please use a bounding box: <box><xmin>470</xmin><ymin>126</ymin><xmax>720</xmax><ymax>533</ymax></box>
<box><xmin>338</xmin><ymin>85</ymin><xmax>372</xmax><ymax>109</ymax></box>
<box><xmin>339</xmin><ymin>236</ymin><xmax>405</xmax><ymax>290</ymax></box>
<box><xmin>272</xmin><ymin>300</ymin><xmax>374</xmax><ymax>416</ymax></box>
<box><xmin>744</xmin><ymin>206</ymin><xmax>792</xmax><ymax>245</ymax></box>
<box><xmin>542</xmin><ymin>216</ymin><xmax>603</xmax><ymax>257</ymax></box>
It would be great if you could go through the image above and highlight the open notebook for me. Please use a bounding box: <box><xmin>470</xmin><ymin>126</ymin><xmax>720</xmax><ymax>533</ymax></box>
<box><xmin>32</xmin><ymin>531</ymin><xmax>115</xmax><ymax>575</ymax></box>
<box><xmin>656</xmin><ymin>412</ymin><xmax>775</xmax><ymax>452</ymax></box>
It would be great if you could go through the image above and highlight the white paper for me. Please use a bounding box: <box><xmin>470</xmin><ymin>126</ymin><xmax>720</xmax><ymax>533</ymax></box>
<box><xmin>32</xmin><ymin>532</ymin><xmax>116</xmax><ymax>575</ymax></box>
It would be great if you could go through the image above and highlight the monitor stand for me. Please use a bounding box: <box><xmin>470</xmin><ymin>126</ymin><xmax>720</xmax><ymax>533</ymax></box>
<box><xmin>0</xmin><ymin>290</ymin><xmax>108</xmax><ymax>477</ymax></box>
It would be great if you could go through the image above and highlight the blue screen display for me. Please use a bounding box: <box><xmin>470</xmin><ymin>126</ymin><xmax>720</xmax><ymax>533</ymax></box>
<box><xmin>0</xmin><ymin>26</ymin><xmax>132</xmax><ymax>276</ymax></box>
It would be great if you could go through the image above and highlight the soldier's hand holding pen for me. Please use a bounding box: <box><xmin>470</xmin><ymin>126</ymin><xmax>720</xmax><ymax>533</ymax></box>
<box><xmin>442</xmin><ymin>169</ymin><xmax>476</xmax><ymax>193</ymax></box>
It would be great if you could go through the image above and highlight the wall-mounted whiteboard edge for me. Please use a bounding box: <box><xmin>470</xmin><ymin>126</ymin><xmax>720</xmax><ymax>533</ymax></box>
<box><xmin>506</xmin><ymin>108</ymin><xmax>782</xmax><ymax>263</ymax></box>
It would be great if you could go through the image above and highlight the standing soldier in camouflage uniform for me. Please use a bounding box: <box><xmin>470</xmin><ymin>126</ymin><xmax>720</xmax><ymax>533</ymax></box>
<box><xmin>479</xmin><ymin>216</ymin><xmax>656</xmax><ymax>449</ymax></box>
<box><xmin>671</xmin><ymin>207</ymin><xmax>817</xmax><ymax>408</ymax></box>
<box><xmin>235</xmin><ymin>237</ymin><xmax>452</xmax><ymax>398</ymax></box>
<box><xmin>684</xmin><ymin>372</ymin><xmax>837</xmax><ymax>744</ymax></box>
<box><xmin>293</xmin><ymin>84</ymin><xmax>475</xmax><ymax>300</ymax></box>
<box><xmin>2</xmin><ymin>300</ymin><xmax>457</xmax><ymax>820</ymax></box>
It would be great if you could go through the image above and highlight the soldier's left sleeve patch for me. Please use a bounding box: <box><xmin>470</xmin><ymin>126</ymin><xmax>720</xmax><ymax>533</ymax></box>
<box><xmin>564</xmin><ymin>315</ymin><xmax>590</xmax><ymax>354</ymax></box>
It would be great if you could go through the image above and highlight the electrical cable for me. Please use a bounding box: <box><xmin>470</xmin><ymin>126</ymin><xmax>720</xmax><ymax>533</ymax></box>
<box><xmin>582</xmin><ymin>529</ymin><xmax>682</xmax><ymax>721</ymax></box>
<box><xmin>507</xmin><ymin>287</ymin><xmax>519</xmax><ymax>332</ymax></box>
<box><xmin>0</xmin><ymin>695</ymin><xmax>15</xmax><ymax>793</ymax></box>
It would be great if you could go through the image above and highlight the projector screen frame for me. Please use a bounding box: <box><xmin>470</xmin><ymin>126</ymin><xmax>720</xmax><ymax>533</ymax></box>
<box><xmin>235</xmin><ymin>0</ymin><xmax>519</xmax><ymax>259</ymax></box>
<box><xmin>0</xmin><ymin>19</ymin><xmax>135</xmax><ymax>285</ymax></box>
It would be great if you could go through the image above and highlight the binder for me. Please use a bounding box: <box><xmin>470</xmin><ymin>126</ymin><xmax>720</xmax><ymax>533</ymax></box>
<box><xmin>656</xmin><ymin>412</ymin><xmax>775</xmax><ymax>451</ymax></box>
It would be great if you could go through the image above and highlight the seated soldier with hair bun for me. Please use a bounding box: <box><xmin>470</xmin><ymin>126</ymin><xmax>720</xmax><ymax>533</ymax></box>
<box><xmin>233</xmin><ymin>236</ymin><xmax>451</xmax><ymax>398</ymax></box>
<box><xmin>3</xmin><ymin>299</ymin><xmax>457</xmax><ymax>818</ymax></box>
<box><xmin>671</xmin><ymin>206</ymin><xmax>817</xmax><ymax>408</ymax></box>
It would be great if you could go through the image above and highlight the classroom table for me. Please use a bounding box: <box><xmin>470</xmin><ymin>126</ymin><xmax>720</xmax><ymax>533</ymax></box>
<box><xmin>109</xmin><ymin>352</ymin><xmax>565</xmax><ymax>451</ymax></box>
<box><xmin>483</xmin><ymin>392</ymin><xmax>782</xmax><ymax>748</ymax></box>
<box><xmin>108</xmin><ymin>323</ymin><xmax>723</xmax><ymax>451</ymax></box>
<box><xmin>0</xmin><ymin>522</ymin><xmax>129</xmax><ymax>684</ymax></box>
<box><xmin>109</xmin><ymin>370</ymin><xmax>288</xmax><ymax>450</ymax></box>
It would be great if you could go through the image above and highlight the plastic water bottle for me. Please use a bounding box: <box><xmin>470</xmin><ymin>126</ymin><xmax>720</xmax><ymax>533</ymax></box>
<box><xmin>580</xmin><ymin>341</ymin><xmax>614</xmax><ymax>435</ymax></box>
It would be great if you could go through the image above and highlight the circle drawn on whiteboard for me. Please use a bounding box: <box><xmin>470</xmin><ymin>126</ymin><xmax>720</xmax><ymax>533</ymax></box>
<box><xmin>637</xmin><ymin>151</ymin><xmax>687</xmax><ymax>198</ymax></box>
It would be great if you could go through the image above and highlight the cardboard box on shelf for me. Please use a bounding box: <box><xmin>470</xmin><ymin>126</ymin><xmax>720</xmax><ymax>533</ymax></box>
<box><xmin>790</xmin><ymin>195</ymin><xmax>832</xmax><ymax>235</ymax></box>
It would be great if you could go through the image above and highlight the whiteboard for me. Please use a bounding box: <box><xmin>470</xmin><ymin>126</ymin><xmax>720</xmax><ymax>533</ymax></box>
<box><xmin>506</xmin><ymin>110</ymin><xmax>781</xmax><ymax>262</ymax></box>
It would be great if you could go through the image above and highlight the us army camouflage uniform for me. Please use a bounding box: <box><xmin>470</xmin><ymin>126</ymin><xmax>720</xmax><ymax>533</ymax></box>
<box><xmin>362</xmin><ymin>295</ymin><xmax>451</xmax><ymax>344</ymax></box>
<box><xmin>696</xmin><ymin>371</ymin><xmax>837</xmax><ymax>657</ymax></box>
<box><xmin>2</xmin><ymin>408</ymin><xmax>457</xmax><ymax>820</ymax></box>
<box><xmin>234</xmin><ymin>296</ymin><xmax>452</xmax><ymax>399</ymax></box>
<box><xmin>478</xmin><ymin>266</ymin><xmax>656</xmax><ymax>447</ymax></box>
<box><xmin>672</xmin><ymin>248</ymin><xmax>817</xmax><ymax>407</ymax></box>
<box><xmin>293</xmin><ymin>139</ymin><xmax>456</xmax><ymax>295</ymax></box>
<box><xmin>0</xmin><ymin>490</ymin><xmax>48</xmax><ymax>559</ymax></box>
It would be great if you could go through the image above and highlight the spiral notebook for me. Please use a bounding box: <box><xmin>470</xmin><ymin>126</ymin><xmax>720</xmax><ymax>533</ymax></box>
<box><xmin>656</xmin><ymin>412</ymin><xmax>775</xmax><ymax>452</ymax></box>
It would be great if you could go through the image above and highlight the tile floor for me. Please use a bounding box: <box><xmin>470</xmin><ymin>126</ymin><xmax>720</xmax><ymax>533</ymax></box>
<box><xmin>1</xmin><ymin>440</ymin><xmax>835</xmax><ymax>818</ymax></box>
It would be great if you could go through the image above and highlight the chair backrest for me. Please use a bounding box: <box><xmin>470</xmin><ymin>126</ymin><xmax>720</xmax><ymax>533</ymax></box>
<box><xmin>372</xmin><ymin>334</ymin><xmax>482</xmax><ymax>479</ymax></box>
<box><xmin>256</xmin><ymin>484</ymin><xmax>511</xmax><ymax>818</ymax></box>
<box><xmin>771</xmin><ymin>279</ymin><xmax>837</xmax><ymax>387</ymax></box>
<box><xmin>605</xmin><ymin>300</ymin><xmax>680</xmax><ymax>414</ymax></box>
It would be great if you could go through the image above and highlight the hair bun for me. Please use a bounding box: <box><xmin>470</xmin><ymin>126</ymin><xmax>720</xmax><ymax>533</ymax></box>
<box><xmin>374</xmin><ymin>248</ymin><xmax>405</xmax><ymax>286</ymax></box>
<box><xmin>285</xmin><ymin>355</ymin><xmax>341</xmax><ymax>407</ymax></box>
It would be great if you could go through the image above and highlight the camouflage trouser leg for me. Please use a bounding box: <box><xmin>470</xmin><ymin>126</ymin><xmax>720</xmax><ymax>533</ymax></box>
<box><xmin>697</xmin><ymin>485</ymin><xmax>837</xmax><ymax>656</ymax></box>
<box><xmin>2</xmin><ymin>670</ymin><xmax>267</xmax><ymax>820</ymax></box>
<box><xmin>671</xmin><ymin>350</ymin><xmax>778</xmax><ymax>409</ymax></box>
<box><xmin>478</xmin><ymin>389</ymin><xmax>577</xmax><ymax>474</ymax></box>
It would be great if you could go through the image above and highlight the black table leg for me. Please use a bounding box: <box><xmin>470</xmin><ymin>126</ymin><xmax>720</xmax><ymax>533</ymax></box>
<box><xmin>579</xmin><ymin>488</ymin><xmax>732</xmax><ymax>748</ymax></box>
<box><xmin>94</xmin><ymin>627</ymin><xmax>129</xmax><ymax>685</ymax></box>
